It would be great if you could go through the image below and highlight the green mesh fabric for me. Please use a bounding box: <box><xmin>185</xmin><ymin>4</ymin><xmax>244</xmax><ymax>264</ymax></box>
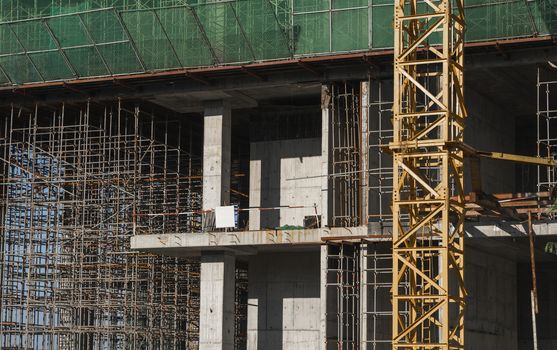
<box><xmin>0</xmin><ymin>0</ymin><xmax>555</xmax><ymax>85</ymax></box>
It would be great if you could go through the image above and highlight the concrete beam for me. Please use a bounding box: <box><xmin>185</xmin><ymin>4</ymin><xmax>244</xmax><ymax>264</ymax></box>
<box><xmin>4</xmin><ymin>43</ymin><xmax>556</xmax><ymax>107</ymax></box>
<box><xmin>199</xmin><ymin>251</ymin><xmax>236</xmax><ymax>350</ymax></box>
<box><xmin>130</xmin><ymin>221</ymin><xmax>557</xmax><ymax>255</ymax></box>
<box><xmin>465</xmin><ymin>221</ymin><xmax>557</xmax><ymax>237</ymax></box>
<box><xmin>131</xmin><ymin>226</ymin><xmax>371</xmax><ymax>255</ymax></box>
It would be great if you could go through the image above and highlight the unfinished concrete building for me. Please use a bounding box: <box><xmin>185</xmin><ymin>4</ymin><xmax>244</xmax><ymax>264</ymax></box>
<box><xmin>0</xmin><ymin>1</ymin><xmax>557</xmax><ymax>349</ymax></box>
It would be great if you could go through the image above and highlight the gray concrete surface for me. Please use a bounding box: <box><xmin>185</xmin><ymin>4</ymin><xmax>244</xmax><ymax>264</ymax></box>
<box><xmin>200</xmin><ymin>101</ymin><xmax>234</xmax><ymax>350</ymax></box>
<box><xmin>199</xmin><ymin>251</ymin><xmax>236</xmax><ymax>350</ymax></box>
<box><xmin>464</xmin><ymin>87</ymin><xmax>516</xmax><ymax>194</ymax></box>
<box><xmin>203</xmin><ymin>100</ymin><xmax>231</xmax><ymax>210</ymax></box>
<box><xmin>247</xmin><ymin>252</ymin><xmax>321</xmax><ymax>350</ymax></box>
<box><xmin>249</xmin><ymin>138</ymin><xmax>322</xmax><ymax>230</ymax></box>
<box><xmin>466</xmin><ymin>247</ymin><xmax>518</xmax><ymax>350</ymax></box>
<box><xmin>130</xmin><ymin>222</ymin><xmax>557</xmax><ymax>254</ymax></box>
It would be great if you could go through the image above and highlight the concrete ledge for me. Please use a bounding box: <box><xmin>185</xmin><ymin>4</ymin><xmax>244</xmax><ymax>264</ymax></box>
<box><xmin>131</xmin><ymin>221</ymin><xmax>557</xmax><ymax>256</ymax></box>
<box><xmin>466</xmin><ymin>221</ymin><xmax>557</xmax><ymax>237</ymax></box>
<box><xmin>131</xmin><ymin>226</ymin><xmax>371</xmax><ymax>255</ymax></box>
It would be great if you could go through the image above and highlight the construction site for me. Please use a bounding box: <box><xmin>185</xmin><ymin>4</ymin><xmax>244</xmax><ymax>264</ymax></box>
<box><xmin>0</xmin><ymin>0</ymin><xmax>557</xmax><ymax>349</ymax></box>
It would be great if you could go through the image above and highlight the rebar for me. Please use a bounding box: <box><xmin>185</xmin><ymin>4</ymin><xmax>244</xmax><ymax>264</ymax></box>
<box><xmin>331</xmin><ymin>82</ymin><xmax>362</xmax><ymax>227</ymax></box>
<box><xmin>325</xmin><ymin>242</ymin><xmax>360</xmax><ymax>349</ymax></box>
<box><xmin>0</xmin><ymin>101</ymin><xmax>202</xmax><ymax>350</ymax></box>
<box><xmin>536</xmin><ymin>69</ymin><xmax>557</xmax><ymax>193</ymax></box>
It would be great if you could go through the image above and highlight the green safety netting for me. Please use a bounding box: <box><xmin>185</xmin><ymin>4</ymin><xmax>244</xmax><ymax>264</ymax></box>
<box><xmin>0</xmin><ymin>0</ymin><xmax>555</xmax><ymax>85</ymax></box>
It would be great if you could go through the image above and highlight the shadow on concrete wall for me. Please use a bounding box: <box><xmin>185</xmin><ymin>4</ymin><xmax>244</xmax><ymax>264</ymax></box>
<box><xmin>251</xmin><ymin>139</ymin><xmax>321</xmax><ymax>229</ymax></box>
<box><xmin>248</xmin><ymin>252</ymin><xmax>321</xmax><ymax>349</ymax></box>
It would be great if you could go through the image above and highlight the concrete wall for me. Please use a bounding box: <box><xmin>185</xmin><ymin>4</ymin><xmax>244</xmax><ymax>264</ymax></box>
<box><xmin>367</xmin><ymin>80</ymin><xmax>518</xmax><ymax>227</ymax></box>
<box><xmin>247</xmin><ymin>251</ymin><xmax>321</xmax><ymax>350</ymax></box>
<box><xmin>233</xmin><ymin>240</ymin><xmax>537</xmax><ymax>350</ymax></box>
<box><xmin>465</xmin><ymin>87</ymin><xmax>516</xmax><ymax>194</ymax></box>
<box><xmin>199</xmin><ymin>252</ymin><xmax>236</xmax><ymax>350</ymax></box>
<box><xmin>517</xmin><ymin>262</ymin><xmax>557</xmax><ymax>349</ymax></box>
<box><xmin>465</xmin><ymin>245</ymin><xmax>518</xmax><ymax>350</ymax></box>
<box><xmin>354</xmin><ymin>243</ymin><xmax>519</xmax><ymax>349</ymax></box>
<box><xmin>249</xmin><ymin>138</ymin><xmax>322</xmax><ymax>230</ymax></box>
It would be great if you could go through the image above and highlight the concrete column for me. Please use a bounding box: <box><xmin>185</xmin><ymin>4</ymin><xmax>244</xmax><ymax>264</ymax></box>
<box><xmin>319</xmin><ymin>244</ymin><xmax>328</xmax><ymax>350</ymax></box>
<box><xmin>200</xmin><ymin>251</ymin><xmax>236</xmax><ymax>350</ymax></box>
<box><xmin>203</xmin><ymin>100</ymin><xmax>231</xmax><ymax>211</ymax></box>
<box><xmin>321</xmin><ymin>85</ymin><xmax>331</xmax><ymax>228</ymax></box>
<box><xmin>359</xmin><ymin>244</ymin><xmax>368</xmax><ymax>348</ymax></box>
<box><xmin>360</xmin><ymin>81</ymin><xmax>369</xmax><ymax>227</ymax></box>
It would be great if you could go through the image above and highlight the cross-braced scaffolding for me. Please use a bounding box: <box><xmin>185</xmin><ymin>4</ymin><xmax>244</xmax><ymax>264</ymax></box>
<box><xmin>0</xmin><ymin>101</ymin><xmax>202</xmax><ymax>349</ymax></box>
<box><xmin>390</xmin><ymin>0</ymin><xmax>467</xmax><ymax>349</ymax></box>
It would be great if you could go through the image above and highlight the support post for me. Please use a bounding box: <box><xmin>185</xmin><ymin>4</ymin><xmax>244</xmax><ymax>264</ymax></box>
<box><xmin>531</xmin><ymin>290</ymin><xmax>538</xmax><ymax>350</ymax></box>
<box><xmin>528</xmin><ymin>209</ymin><xmax>539</xmax><ymax>350</ymax></box>
<box><xmin>321</xmin><ymin>84</ymin><xmax>332</xmax><ymax>228</ymax></box>
<box><xmin>199</xmin><ymin>251</ymin><xmax>236</xmax><ymax>350</ymax></box>
<box><xmin>360</xmin><ymin>81</ymin><xmax>369</xmax><ymax>228</ymax></box>
<box><xmin>359</xmin><ymin>243</ymin><xmax>368</xmax><ymax>348</ymax></box>
<box><xmin>203</xmin><ymin>100</ymin><xmax>231</xmax><ymax>229</ymax></box>
<box><xmin>319</xmin><ymin>244</ymin><xmax>328</xmax><ymax>350</ymax></box>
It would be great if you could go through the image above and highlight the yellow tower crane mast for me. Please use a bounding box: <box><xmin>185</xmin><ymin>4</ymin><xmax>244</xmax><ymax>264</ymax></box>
<box><xmin>390</xmin><ymin>0</ymin><xmax>466</xmax><ymax>349</ymax></box>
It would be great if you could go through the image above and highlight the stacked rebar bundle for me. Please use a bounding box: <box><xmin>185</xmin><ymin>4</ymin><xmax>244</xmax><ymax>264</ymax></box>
<box><xmin>0</xmin><ymin>101</ymin><xmax>202</xmax><ymax>349</ymax></box>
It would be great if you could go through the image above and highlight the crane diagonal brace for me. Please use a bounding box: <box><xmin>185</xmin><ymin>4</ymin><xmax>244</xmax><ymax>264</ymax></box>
<box><xmin>391</xmin><ymin>1</ymin><xmax>466</xmax><ymax>349</ymax></box>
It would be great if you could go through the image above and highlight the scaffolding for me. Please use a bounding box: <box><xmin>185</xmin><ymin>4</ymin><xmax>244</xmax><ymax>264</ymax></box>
<box><xmin>0</xmin><ymin>102</ymin><xmax>203</xmax><ymax>349</ymax></box>
<box><xmin>234</xmin><ymin>262</ymin><xmax>248</xmax><ymax>350</ymax></box>
<box><xmin>325</xmin><ymin>240</ymin><xmax>399</xmax><ymax>350</ymax></box>
<box><xmin>326</xmin><ymin>242</ymin><xmax>360</xmax><ymax>349</ymax></box>
<box><xmin>537</xmin><ymin>69</ymin><xmax>557</xmax><ymax>193</ymax></box>
<box><xmin>360</xmin><ymin>244</ymin><xmax>394</xmax><ymax>350</ymax></box>
<box><xmin>368</xmin><ymin>79</ymin><xmax>394</xmax><ymax>231</ymax></box>
<box><xmin>330</xmin><ymin>82</ymin><xmax>362</xmax><ymax>227</ymax></box>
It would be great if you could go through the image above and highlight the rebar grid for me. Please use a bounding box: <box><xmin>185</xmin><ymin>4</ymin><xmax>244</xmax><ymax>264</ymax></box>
<box><xmin>326</xmin><ymin>242</ymin><xmax>360</xmax><ymax>349</ymax></box>
<box><xmin>234</xmin><ymin>263</ymin><xmax>248</xmax><ymax>350</ymax></box>
<box><xmin>368</xmin><ymin>80</ymin><xmax>394</xmax><ymax>230</ymax></box>
<box><xmin>537</xmin><ymin>69</ymin><xmax>557</xmax><ymax>193</ymax></box>
<box><xmin>361</xmin><ymin>245</ymin><xmax>394</xmax><ymax>350</ymax></box>
<box><xmin>0</xmin><ymin>101</ymin><xmax>202</xmax><ymax>349</ymax></box>
<box><xmin>367</xmin><ymin>78</ymin><xmax>436</xmax><ymax>232</ymax></box>
<box><xmin>331</xmin><ymin>82</ymin><xmax>362</xmax><ymax>227</ymax></box>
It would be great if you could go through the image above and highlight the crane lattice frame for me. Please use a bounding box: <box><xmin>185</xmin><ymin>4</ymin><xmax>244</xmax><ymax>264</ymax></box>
<box><xmin>390</xmin><ymin>0</ymin><xmax>466</xmax><ymax>348</ymax></box>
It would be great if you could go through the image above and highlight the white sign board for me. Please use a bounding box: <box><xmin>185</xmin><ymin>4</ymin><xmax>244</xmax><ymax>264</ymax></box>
<box><xmin>215</xmin><ymin>206</ymin><xmax>236</xmax><ymax>228</ymax></box>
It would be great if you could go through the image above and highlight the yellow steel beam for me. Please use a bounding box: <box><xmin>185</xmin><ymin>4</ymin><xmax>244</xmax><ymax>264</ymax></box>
<box><xmin>460</xmin><ymin>142</ymin><xmax>557</xmax><ymax>166</ymax></box>
<box><xmin>390</xmin><ymin>0</ymin><xmax>466</xmax><ymax>349</ymax></box>
<box><xmin>476</xmin><ymin>151</ymin><xmax>557</xmax><ymax>167</ymax></box>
